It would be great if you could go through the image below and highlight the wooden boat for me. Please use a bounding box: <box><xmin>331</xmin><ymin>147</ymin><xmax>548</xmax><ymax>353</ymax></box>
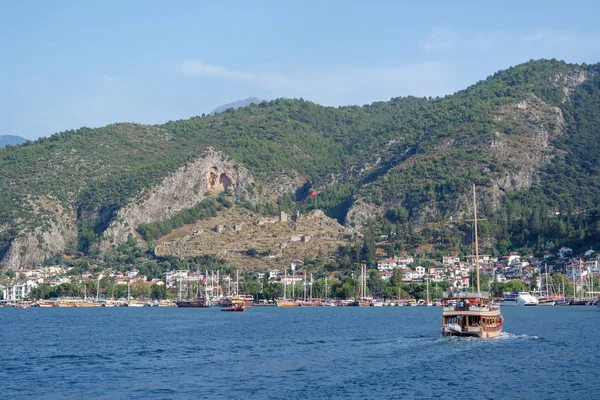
<box><xmin>221</xmin><ymin>296</ymin><xmax>245</xmax><ymax>312</ymax></box>
<box><xmin>35</xmin><ymin>300</ymin><xmax>57</xmax><ymax>307</ymax></box>
<box><xmin>175</xmin><ymin>297</ymin><xmax>212</xmax><ymax>308</ymax></box>
<box><xmin>441</xmin><ymin>295</ymin><xmax>504</xmax><ymax>338</ymax></box>
<box><xmin>275</xmin><ymin>298</ymin><xmax>300</xmax><ymax>307</ymax></box>
<box><xmin>241</xmin><ymin>295</ymin><xmax>255</xmax><ymax>307</ymax></box>
<box><xmin>299</xmin><ymin>299</ymin><xmax>323</xmax><ymax>307</ymax></box>
<box><xmin>442</xmin><ymin>185</ymin><xmax>504</xmax><ymax>338</ymax></box>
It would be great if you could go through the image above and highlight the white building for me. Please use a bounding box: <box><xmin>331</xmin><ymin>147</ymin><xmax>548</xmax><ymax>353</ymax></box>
<box><xmin>3</xmin><ymin>281</ymin><xmax>38</xmax><ymax>301</ymax></box>
<box><xmin>377</xmin><ymin>259</ymin><xmax>398</xmax><ymax>271</ymax></box>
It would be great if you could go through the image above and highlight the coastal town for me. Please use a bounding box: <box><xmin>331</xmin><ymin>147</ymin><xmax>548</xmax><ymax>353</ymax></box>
<box><xmin>2</xmin><ymin>245</ymin><xmax>598</xmax><ymax>307</ymax></box>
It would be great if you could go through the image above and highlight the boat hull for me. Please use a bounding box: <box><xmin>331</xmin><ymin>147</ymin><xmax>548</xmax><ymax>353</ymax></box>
<box><xmin>275</xmin><ymin>299</ymin><xmax>300</xmax><ymax>307</ymax></box>
<box><xmin>175</xmin><ymin>298</ymin><xmax>212</xmax><ymax>308</ymax></box>
<box><xmin>221</xmin><ymin>306</ymin><xmax>245</xmax><ymax>312</ymax></box>
<box><xmin>441</xmin><ymin>324</ymin><xmax>503</xmax><ymax>339</ymax></box>
<box><xmin>221</xmin><ymin>297</ymin><xmax>245</xmax><ymax>312</ymax></box>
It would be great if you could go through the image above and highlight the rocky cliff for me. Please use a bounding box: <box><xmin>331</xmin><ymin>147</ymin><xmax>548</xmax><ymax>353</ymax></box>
<box><xmin>3</xmin><ymin>196</ymin><xmax>76</xmax><ymax>270</ymax></box>
<box><xmin>99</xmin><ymin>150</ymin><xmax>255</xmax><ymax>251</ymax></box>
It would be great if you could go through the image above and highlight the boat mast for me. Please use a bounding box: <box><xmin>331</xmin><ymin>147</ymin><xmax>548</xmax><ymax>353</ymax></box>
<box><xmin>292</xmin><ymin>265</ymin><xmax>295</xmax><ymax>299</ymax></box>
<box><xmin>545</xmin><ymin>263</ymin><xmax>549</xmax><ymax>299</ymax></box>
<box><xmin>303</xmin><ymin>273</ymin><xmax>307</xmax><ymax>301</ymax></box>
<box><xmin>473</xmin><ymin>184</ymin><xmax>481</xmax><ymax>294</ymax></box>
<box><xmin>96</xmin><ymin>274</ymin><xmax>101</xmax><ymax>302</ymax></box>
<box><xmin>205</xmin><ymin>270</ymin><xmax>209</xmax><ymax>300</ymax></box>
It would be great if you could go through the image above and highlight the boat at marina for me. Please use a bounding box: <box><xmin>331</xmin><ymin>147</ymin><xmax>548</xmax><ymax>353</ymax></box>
<box><xmin>175</xmin><ymin>297</ymin><xmax>212</xmax><ymax>308</ymax></box>
<box><xmin>276</xmin><ymin>268</ymin><xmax>300</xmax><ymax>306</ymax></box>
<box><xmin>441</xmin><ymin>184</ymin><xmax>504</xmax><ymax>338</ymax></box>
<box><xmin>35</xmin><ymin>300</ymin><xmax>57</xmax><ymax>307</ymax></box>
<box><xmin>275</xmin><ymin>298</ymin><xmax>300</xmax><ymax>307</ymax></box>
<box><xmin>124</xmin><ymin>300</ymin><xmax>150</xmax><ymax>307</ymax></box>
<box><xmin>299</xmin><ymin>299</ymin><xmax>322</xmax><ymax>306</ymax></box>
<box><xmin>221</xmin><ymin>296</ymin><xmax>245</xmax><ymax>312</ymax></box>
<box><xmin>501</xmin><ymin>292</ymin><xmax>539</xmax><ymax>306</ymax></box>
<box><xmin>55</xmin><ymin>297</ymin><xmax>80</xmax><ymax>307</ymax></box>
<box><xmin>241</xmin><ymin>294</ymin><xmax>255</xmax><ymax>307</ymax></box>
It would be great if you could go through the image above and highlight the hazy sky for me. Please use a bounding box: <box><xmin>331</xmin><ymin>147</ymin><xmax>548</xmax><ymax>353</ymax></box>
<box><xmin>2</xmin><ymin>0</ymin><xmax>600</xmax><ymax>140</ymax></box>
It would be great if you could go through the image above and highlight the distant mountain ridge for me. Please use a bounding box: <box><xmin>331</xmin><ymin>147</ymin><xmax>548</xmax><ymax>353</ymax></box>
<box><xmin>210</xmin><ymin>97</ymin><xmax>262</xmax><ymax>115</ymax></box>
<box><xmin>0</xmin><ymin>135</ymin><xmax>27</xmax><ymax>148</ymax></box>
<box><xmin>2</xmin><ymin>59</ymin><xmax>600</xmax><ymax>271</ymax></box>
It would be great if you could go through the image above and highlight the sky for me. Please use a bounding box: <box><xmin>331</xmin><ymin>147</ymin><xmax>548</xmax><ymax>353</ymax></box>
<box><xmin>2</xmin><ymin>0</ymin><xmax>600</xmax><ymax>140</ymax></box>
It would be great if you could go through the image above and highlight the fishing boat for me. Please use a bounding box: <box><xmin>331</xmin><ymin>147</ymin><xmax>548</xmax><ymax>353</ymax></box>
<box><xmin>221</xmin><ymin>296</ymin><xmax>245</xmax><ymax>312</ymax></box>
<box><xmin>441</xmin><ymin>184</ymin><xmax>504</xmax><ymax>338</ymax></box>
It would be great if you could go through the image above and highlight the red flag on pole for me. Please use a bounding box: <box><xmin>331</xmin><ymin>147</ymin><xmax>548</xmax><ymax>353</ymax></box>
<box><xmin>308</xmin><ymin>189</ymin><xmax>317</xmax><ymax>198</ymax></box>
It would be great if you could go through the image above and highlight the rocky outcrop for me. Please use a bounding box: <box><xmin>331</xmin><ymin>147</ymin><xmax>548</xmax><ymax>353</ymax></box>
<box><xmin>550</xmin><ymin>68</ymin><xmax>588</xmax><ymax>101</ymax></box>
<box><xmin>345</xmin><ymin>198</ymin><xmax>382</xmax><ymax>227</ymax></box>
<box><xmin>2</xmin><ymin>196</ymin><xmax>77</xmax><ymax>270</ymax></box>
<box><xmin>487</xmin><ymin>93</ymin><xmax>566</xmax><ymax>206</ymax></box>
<box><xmin>99</xmin><ymin>150</ymin><xmax>255</xmax><ymax>251</ymax></box>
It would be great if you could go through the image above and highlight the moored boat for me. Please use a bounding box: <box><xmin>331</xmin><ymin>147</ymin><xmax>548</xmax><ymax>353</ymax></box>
<box><xmin>275</xmin><ymin>298</ymin><xmax>300</xmax><ymax>307</ymax></box>
<box><xmin>241</xmin><ymin>295</ymin><xmax>254</xmax><ymax>307</ymax></box>
<box><xmin>175</xmin><ymin>297</ymin><xmax>212</xmax><ymax>308</ymax></box>
<box><xmin>501</xmin><ymin>292</ymin><xmax>539</xmax><ymax>306</ymax></box>
<box><xmin>299</xmin><ymin>299</ymin><xmax>323</xmax><ymax>307</ymax></box>
<box><xmin>125</xmin><ymin>300</ymin><xmax>150</xmax><ymax>307</ymax></box>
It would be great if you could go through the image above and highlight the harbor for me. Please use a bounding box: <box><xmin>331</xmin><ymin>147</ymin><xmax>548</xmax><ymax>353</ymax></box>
<box><xmin>0</xmin><ymin>304</ymin><xmax>597</xmax><ymax>399</ymax></box>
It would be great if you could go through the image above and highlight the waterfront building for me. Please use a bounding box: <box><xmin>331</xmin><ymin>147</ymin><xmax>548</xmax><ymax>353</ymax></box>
<box><xmin>3</xmin><ymin>280</ymin><xmax>38</xmax><ymax>301</ymax></box>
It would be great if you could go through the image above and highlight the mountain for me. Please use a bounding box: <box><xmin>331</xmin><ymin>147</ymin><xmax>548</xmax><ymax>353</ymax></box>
<box><xmin>0</xmin><ymin>135</ymin><xmax>27</xmax><ymax>148</ymax></box>
<box><xmin>1</xmin><ymin>59</ymin><xmax>600</xmax><ymax>272</ymax></box>
<box><xmin>210</xmin><ymin>97</ymin><xmax>262</xmax><ymax>115</ymax></box>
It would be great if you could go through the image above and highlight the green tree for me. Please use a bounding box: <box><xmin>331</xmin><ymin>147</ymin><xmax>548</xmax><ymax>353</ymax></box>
<box><xmin>150</xmin><ymin>284</ymin><xmax>167</xmax><ymax>300</ymax></box>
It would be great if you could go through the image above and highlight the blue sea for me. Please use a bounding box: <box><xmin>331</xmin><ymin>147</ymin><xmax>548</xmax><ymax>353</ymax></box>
<box><xmin>0</xmin><ymin>305</ymin><xmax>597</xmax><ymax>399</ymax></box>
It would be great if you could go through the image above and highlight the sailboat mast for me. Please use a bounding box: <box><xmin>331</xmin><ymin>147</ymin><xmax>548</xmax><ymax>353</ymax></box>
<box><xmin>545</xmin><ymin>263</ymin><xmax>549</xmax><ymax>299</ymax></box>
<box><xmin>473</xmin><ymin>184</ymin><xmax>481</xmax><ymax>294</ymax></box>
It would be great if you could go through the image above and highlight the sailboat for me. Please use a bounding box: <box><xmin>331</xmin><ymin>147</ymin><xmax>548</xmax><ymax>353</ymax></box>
<box><xmin>441</xmin><ymin>184</ymin><xmax>504</xmax><ymax>338</ymax></box>
<box><xmin>425</xmin><ymin>278</ymin><xmax>433</xmax><ymax>306</ymax></box>
<box><xmin>538</xmin><ymin>264</ymin><xmax>555</xmax><ymax>306</ymax></box>
<box><xmin>276</xmin><ymin>268</ymin><xmax>300</xmax><ymax>307</ymax></box>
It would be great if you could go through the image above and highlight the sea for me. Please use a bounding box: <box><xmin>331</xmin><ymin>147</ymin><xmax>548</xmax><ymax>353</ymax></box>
<box><xmin>0</xmin><ymin>305</ymin><xmax>597</xmax><ymax>400</ymax></box>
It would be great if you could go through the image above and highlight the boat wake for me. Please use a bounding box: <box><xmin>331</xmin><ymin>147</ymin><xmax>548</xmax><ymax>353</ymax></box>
<box><xmin>496</xmin><ymin>332</ymin><xmax>539</xmax><ymax>340</ymax></box>
<box><xmin>438</xmin><ymin>332</ymin><xmax>539</xmax><ymax>344</ymax></box>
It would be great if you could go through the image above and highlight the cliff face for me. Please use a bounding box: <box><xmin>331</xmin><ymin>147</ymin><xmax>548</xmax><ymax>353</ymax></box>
<box><xmin>487</xmin><ymin>93</ymin><xmax>565</xmax><ymax>206</ymax></box>
<box><xmin>3</xmin><ymin>196</ymin><xmax>76</xmax><ymax>270</ymax></box>
<box><xmin>99</xmin><ymin>150</ymin><xmax>255</xmax><ymax>251</ymax></box>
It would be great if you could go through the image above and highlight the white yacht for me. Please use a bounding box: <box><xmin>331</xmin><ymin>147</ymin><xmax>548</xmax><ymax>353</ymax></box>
<box><xmin>501</xmin><ymin>292</ymin><xmax>539</xmax><ymax>306</ymax></box>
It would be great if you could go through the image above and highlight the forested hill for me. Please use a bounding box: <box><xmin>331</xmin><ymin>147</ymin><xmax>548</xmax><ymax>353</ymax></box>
<box><xmin>1</xmin><ymin>59</ymin><xmax>600</xmax><ymax>270</ymax></box>
<box><xmin>0</xmin><ymin>135</ymin><xmax>27</xmax><ymax>148</ymax></box>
